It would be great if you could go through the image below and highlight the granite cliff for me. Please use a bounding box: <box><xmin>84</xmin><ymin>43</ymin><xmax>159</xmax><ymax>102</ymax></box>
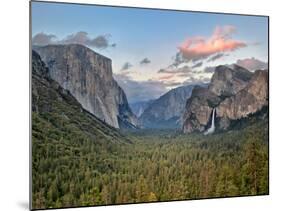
<box><xmin>182</xmin><ymin>65</ymin><xmax>268</xmax><ymax>133</ymax></box>
<box><xmin>33</xmin><ymin>44</ymin><xmax>138</xmax><ymax>129</ymax></box>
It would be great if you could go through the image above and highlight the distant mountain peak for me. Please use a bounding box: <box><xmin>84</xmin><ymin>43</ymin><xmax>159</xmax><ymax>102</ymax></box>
<box><xmin>139</xmin><ymin>84</ymin><xmax>197</xmax><ymax>129</ymax></box>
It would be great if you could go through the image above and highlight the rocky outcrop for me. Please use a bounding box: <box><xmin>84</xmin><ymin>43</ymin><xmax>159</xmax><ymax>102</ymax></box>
<box><xmin>182</xmin><ymin>65</ymin><xmax>268</xmax><ymax>133</ymax></box>
<box><xmin>216</xmin><ymin>70</ymin><xmax>268</xmax><ymax>129</ymax></box>
<box><xmin>209</xmin><ymin>64</ymin><xmax>252</xmax><ymax>97</ymax></box>
<box><xmin>139</xmin><ymin>85</ymin><xmax>196</xmax><ymax>129</ymax></box>
<box><xmin>33</xmin><ymin>44</ymin><xmax>137</xmax><ymax>129</ymax></box>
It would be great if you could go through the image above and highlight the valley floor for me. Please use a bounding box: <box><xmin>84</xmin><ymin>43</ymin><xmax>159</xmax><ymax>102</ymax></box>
<box><xmin>32</xmin><ymin>118</ymin><xmax>268</xmax><ymax>209</ymax></box>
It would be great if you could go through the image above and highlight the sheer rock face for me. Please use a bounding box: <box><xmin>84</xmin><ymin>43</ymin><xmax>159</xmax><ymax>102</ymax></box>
<box><xmin>139</xmin><ymin>85</ymin><xmax>195</xmax><ymax>129</ymax></box>
<box><xmin>182</xmin><ymin>65</ymin><xmax>268</xmax><ymax>133</ymax></box>
<box><xmin>33</xmin><ymin>44</ymin><xmax>137</xmax><ymax>129</ymax></box>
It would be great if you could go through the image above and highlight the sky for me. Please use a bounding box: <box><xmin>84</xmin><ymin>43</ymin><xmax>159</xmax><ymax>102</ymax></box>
<box><xmin>31</xmin><ymin>1</ymin><xmax>268</xmax><ymax>103</ymax></box>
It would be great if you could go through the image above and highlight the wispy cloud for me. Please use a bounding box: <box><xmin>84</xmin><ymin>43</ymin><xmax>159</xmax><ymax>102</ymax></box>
<box><xmin>157</xmin><ymin>74</ymin><xmax>175</xmax><ymax>80</ymax></box>
<box><xmin>157</xmin><ymin>65</ymin><xmax>201</xmax><ymax>80</ymax></box>
<box><xmin>32</xmin><ymin>33</ymin><xmax>57</xmax><ymax>46</ymax></box>
<box><xmin>32</xmin><ymin>31</ymin><xmax>116</xmax><ymax>49</ymax></box>
<box><xmin>178</xmin><ymin>25</ymin><xmax>247</xmax><ymax>62</ymax></box>
<box><xmin>158</xmin><ymin>65</ymin><xmax>192</xmax><ymax>74</ymax></box>
<box><xmin>207</xmin><ymin>53</ymin><xmax>228</xmax><ymax>62</ymax></box>
<box><xmin>114</xmin><ymin>73</ymin><xmax>168</xmax><ymax>103</ymax></box>
<box><xmin>156</xmin><ymin>63</ymin><xmax>212</xmax><ymax>89</ymax></box>
<box><xmin>183</xmin><ymin>76</ymin><xmax>210</xmax><ymax>85</ymax></box>
<box><xmin>192</xmin><ymin>62</ymin><xmax>203</xmax><ymax>68</ymax></box>
<box><xmin>140</xmin><ymin>58</ymin><xmax>151</xmax><ymax>65</ymax></box>
<box><xmin>171</xmin><ymin>52</ymin><xmax>185</xmax><ymax>67</ymax></box>
<box><xmin>121</xmin><ymin>62</ymin><xmax>133</xmax><ymax>71</ymax></box>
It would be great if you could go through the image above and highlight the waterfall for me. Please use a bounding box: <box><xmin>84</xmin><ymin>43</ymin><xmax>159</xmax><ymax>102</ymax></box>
<box><xmin>204</xmin><ymin>108</ymin><xmax>216</xmax><ymax>135</ymax></box>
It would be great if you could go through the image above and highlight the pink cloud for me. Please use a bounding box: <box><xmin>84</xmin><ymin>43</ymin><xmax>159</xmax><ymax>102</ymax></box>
<box><xmin>178</xmin><ymin>25</ymin><xmax>247</xmax><ymax>62</ymax></box>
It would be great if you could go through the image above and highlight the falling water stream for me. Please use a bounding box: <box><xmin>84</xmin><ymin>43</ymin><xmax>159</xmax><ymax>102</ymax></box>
<box><xmin>204</xmin><ymin>108</ymin><xmax>216</xmax><ymax>135</ymax></box>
